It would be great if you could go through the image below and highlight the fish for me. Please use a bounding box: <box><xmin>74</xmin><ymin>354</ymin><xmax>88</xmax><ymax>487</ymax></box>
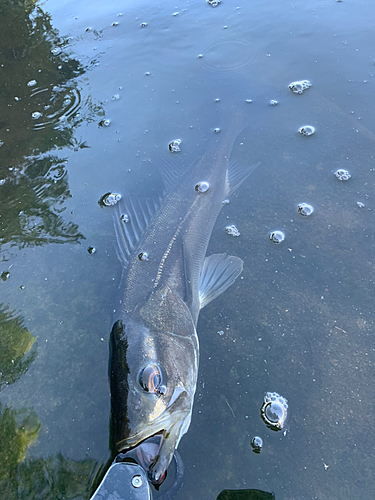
<box><xmin>109</xmin><ymin>113</ymin><xmax>258</xmax><ymax>483</ymax></box>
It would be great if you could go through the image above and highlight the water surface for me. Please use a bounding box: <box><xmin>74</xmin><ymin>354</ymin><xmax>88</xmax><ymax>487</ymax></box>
<box><xmin>1</xmin><ymin>0</ymin><xmax>374</xmax><ymax>498</ymax></box>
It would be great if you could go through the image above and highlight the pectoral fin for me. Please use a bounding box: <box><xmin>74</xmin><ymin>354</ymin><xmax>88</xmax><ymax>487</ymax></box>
<box><xmin>198</xmin><ymin>253</ymin><xmax>243</xmax><ymax>309</ymax></box>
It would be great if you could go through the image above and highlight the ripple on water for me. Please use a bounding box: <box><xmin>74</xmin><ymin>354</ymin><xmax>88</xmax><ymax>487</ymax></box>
<box><xmin>30</xmin><ymin>85</ymin><xmax>88</xmax><ymax>131</ymax></box>
<box><xmin>199</xmin><ymin>38</ymin><xmax>259</xmax><ymax>72</ymax></box>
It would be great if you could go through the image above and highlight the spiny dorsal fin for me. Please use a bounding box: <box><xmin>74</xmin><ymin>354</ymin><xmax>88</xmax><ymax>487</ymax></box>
<box><xmin>199</xmin><ymin>253</ymin><xmax>243</xmax><ymax>309</ymax></box>
<box><xmin>113</xmin><ymin>194</ymin><xmax>162</xmax><ymax>268</ymax></box>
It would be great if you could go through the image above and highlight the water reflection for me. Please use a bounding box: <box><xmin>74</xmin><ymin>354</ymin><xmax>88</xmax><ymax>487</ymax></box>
<box><xmin>0</xmin><ymin>2</ymin><xmax>105</xmax><ymax>496</ymax></box>
<box><xmin>0</xmin><ymin>0</ymin><xmax>103</xmax><ymax>253</ymax></box>
<box><xmin>0</xmin><ymin>304</ymin><xmax>36</xmax><ymax>388</ymax></box>
<box><xmin>3</xmin><ymin>449</ymin><xmax>98</xmax><ymax>500</ymax></box>
<box><xmin>0</xmin><ymin>303</ymin><xmax>99</xmax><ymax>498</ymax></box>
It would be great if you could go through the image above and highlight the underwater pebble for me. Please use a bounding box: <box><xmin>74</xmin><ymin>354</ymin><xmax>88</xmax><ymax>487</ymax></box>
<box><xmin>289</xmin><ymin>80</ymin><xmax>311</xmax><ymax>94</ymax></box>
<box><xmin>27</xmin><ymin>79</ymin><xmax>37</xmax><ymax>87</ymax></box>
<box><xmin>269</xmin><ymin>230</ymin><xmax>285</xmax><ymax>243</ymax></box>
<box><xmin>269</xmin><ymin>100</ymin><xmax>278</xmax><ymax>106</ymax></box>
<box><xmin>298</xmin><ymin>125</ymin><xmax>315</xmax><ymax>136</ymax></box>
<box><xmin>169</xmin><ymin>139</ymin><xmax>181</xmax><ymax>152</ymax></box>
<box><xmin>207</xmin><ymin>0</ymin><xmax>221</xmax><ymax>6</ymax></box>
<box><xmin>297</xmin><ymin>202</ymin><xmax>314</xmax><ymax>216</ymax></box>
<box><xmin>120</xmin><ymin>214</ymin><xmax>130</xmax><ymax>223</ymax></box>
<box><xmin>87</xmin><ymin>246</ymin><xmax>96</xmax><ymax>255</ymax></box>
<box><xmin>222</xmin><ymin>199</ymin><xmax>230</xmax><ymax>205</ymax></box>
<box><xmin>225</xmin><ymin>225</ymin><xmax>240</xmax><ymax>237</ymax></box>
<box><xmin>214</xmin><ymin>127</ymin><xmax>221</xmax><ymax>133</ymax></box>
<box><xmin>260</xmin><ymin>391</ymin><xmax>288</xmax><ymax>431</ymax></box>
<box><xmin>217</xmin><ymin>330</ymin><xmax>224</xmax><ymax>336</ymax></box>
<box><xmin>140</xmin><ymin>22</ymin><xmax>148</xmax><ymax>28</ymax></box>
<box><xmin>334</xmin><ymin>169</ymin><xmax>351</xmax><ymax>181</ymax></box>
<box><xmin>138</xmin><ymin>252</ymin><xmax>148</xmax><ymax>261</ymax></box>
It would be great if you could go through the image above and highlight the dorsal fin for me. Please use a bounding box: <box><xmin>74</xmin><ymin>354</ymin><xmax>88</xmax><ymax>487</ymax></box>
<box><xmin>157</xmin><ymin>155</ymin><xmax>186</xmax><ymax>191</ymax></box>
<box><xmin>226</xmin><ymin>160</ymin><xmax>260</xmax><ymax>196</ymax></box>
<box><xmin>113</xmin><ymin>194</ymin><xmax>162</xmax><ymax>268</ymax></box>
<box><xmin>199</xmin><ymin>253</ymin><xmax>243</xmax><ymax>309</ymax></box>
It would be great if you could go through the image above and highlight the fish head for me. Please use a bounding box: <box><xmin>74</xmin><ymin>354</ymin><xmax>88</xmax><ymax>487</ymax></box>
<box><xmin>109</xmin><ymin>311</ymin><xmax>198</xmax><ymax>483</ymax></box>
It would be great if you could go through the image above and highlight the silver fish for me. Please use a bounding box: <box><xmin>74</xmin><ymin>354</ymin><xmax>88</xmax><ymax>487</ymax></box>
<box><xmin>109</xmin><ymin>117</ymin><xmax>258</xmax><ymax>483</ymax></box>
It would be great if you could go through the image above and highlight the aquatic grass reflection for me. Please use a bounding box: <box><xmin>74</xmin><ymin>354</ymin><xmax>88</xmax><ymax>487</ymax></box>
<box><xmin>0</xmin><ymin>302</ymin><xmax>102</xmax><ymax>498</ymax></box>
<box><xmin>0</xmin><ymin>304</ymin><xmax>36</xmax><ymax>389</ymax></box>
<box><xmin>0</xmin><ymin>0</ymin><xmax>104</xmax><ymax>252</ymax></box>
<box><xmin>0</xmin><ymin>155</ymin><xmax>84</xmax><ymax>249</ymax></box>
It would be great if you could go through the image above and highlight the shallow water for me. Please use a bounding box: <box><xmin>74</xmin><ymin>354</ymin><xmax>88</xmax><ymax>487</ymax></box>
<box><xmin>1</xmin><ymin>0</ymin><xmax>375</xmax><ymax>498</ymax></box>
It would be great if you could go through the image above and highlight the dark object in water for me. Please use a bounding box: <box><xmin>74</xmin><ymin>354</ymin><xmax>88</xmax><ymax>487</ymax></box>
<box><xmin>217</xmin><ymin>489</ymin><xmax>275</xmax><ymax>500</ymax></box>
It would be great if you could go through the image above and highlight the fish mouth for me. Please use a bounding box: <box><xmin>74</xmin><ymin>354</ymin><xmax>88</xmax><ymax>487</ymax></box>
<box><xmin>118</xmin><ymin>431</ymin><xmax>170</xmax><ymax>485</ymax></box>
<box><xmin>116</xmin><ymin>408</ymin><xmax>186</xmax><ymax>450</ymax></box>
<box><xmin>134</xmin><ymin>434</ymin><xmax>164</xmax><ymax>474</ymax></box>
<box><xmin>117</xmin><ymin>413</ymin><xmax>187</xmax><ymax>484</ymax></box>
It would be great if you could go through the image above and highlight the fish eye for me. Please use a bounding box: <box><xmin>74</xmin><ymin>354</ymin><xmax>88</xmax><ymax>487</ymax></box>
<box><xmin>139</xmin><ymin>364</ymin><xmax>163</xmax><ymax>394</ymax></box>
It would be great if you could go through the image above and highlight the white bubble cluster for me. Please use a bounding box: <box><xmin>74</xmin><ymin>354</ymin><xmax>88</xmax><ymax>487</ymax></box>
<box><xmin>225</xmin><ymin>225</ymin><xmax>240</xmax><ymax>237</ymax></box>
<box><xmin>289</xmin><ymin>80</ymin><xmax>312</xmax><ymax>94</ymax></box>
<box><xmin>334</xmin><ymin>169</ymin><xmax>351</xmax><ymax>181</ymax></box>
<box><xmin>260</xmin><ymin>391</ymin><xmax>288</xmax><ymax>431</ymax></box>
<box><xmin>168</xmin><ymin>139</ymin><xmax>181</xmax><ymax>152</ymax></box>
<box><xmin>298</xmin><ymin>125</ymin><xmax>315</xmax><ymax>136</ymax></box>
<box><xmin>101</xmin><ymin>193</ymin><xmax>122</xmax><ymax>206</ymax></box>
<box><xmin>195</xmin><ymin>181</ymin><xmax>210</xmax><ymax>193</ymax></box>
<box><xmin>297</xmin><ymin>202</ymin><xmax>314</xmax><ymax>216</ymax></box>
<box><xmin>269</xmin><ymin>230</ymin><xmax>285</xmax><ymax>243</ymax></box>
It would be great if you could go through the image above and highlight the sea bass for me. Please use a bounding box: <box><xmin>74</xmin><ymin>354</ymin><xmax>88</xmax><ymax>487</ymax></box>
<box><xmin>109</xmin><ymin>116</ymin><xmax>257</xmax><ymax>483</ymax></box>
